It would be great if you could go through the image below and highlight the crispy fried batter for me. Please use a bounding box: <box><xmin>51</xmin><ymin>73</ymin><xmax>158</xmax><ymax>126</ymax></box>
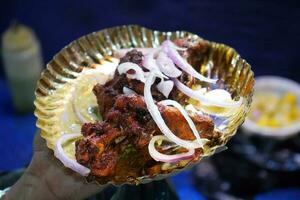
<box><xmin>75</xmin><ymin>47</ymin><xmax>221</xmax><ymax>183</ymax></box>
<box><xmin>76</xmin><ymin>93</ymin><xmax>220</xmax><ymax>183</ymax></box>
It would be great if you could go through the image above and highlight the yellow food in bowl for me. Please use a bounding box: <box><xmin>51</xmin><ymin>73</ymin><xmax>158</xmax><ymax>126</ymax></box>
<box><xmin>249</xmin><ymin>92</ymin><xmax>300</xmax><ymax>128</ymax></box>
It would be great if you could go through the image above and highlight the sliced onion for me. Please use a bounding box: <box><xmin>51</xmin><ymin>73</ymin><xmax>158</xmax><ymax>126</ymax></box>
<box><xmin>143</xmin><ymin>51</ymin><xmax>168</xmax><ymax>79</ymax></box>
<box><xmin>144</xmin><ymin>72</ymin><xmax>202</xmax><ymax>149</ymax></box>
<box><xmin>205</xmin><ymin>89</ymin><xmax>232</xmax><ymax>101</ymax></box>
<box><xmin>161</xmin><ymin>143</ymin><xmax>179</xmax><ymax>151</ymax></box>
<box><xmin>172</xmin><ymin>45</ymin><xmax>187</xmax><ymax>51</ymax></box>
<box><xmin>148</xmin><ymin>135</ymin><xmax>195</xmax><ymax>163</ymax></box>
<box><xmin>54</xmin><ymin>133</ymin><xmax>90</xmax><ymax>176</ymax></box>
<box><xmin>161</xmin><ymin>40</ymin><xmax>188</xmax><ymax>51</ymax></box>
<box><xmin>156</xmin><ymin>52</ymin><xmax>182</xmax><ymax>78</ymax></box>
<box><xmin>157</xmin><ymin>80</ymin><xmax>174</xmax><ymax>98</ymax></box>
<box><xmin>162</xmin><ymin>40</ymin><xmax>217</xmax><ymax>83</ymax></box>
<box><xmin>117</xmin><ymin>62</ymin><xmax>146</xmax><ymax>82</ymax></box>
<box><xmin>159</xmin><ymin>99</ymin><xmax>207</xmax><ymax>147</ymax></box>
<box><xmin>143</xmin><ymin>53</ymin><xmax>158</xmax><ymax>71</ymax></box>
<box><xmin>173</xmin><ymin>79</ymin><xmax>243</xmax><ymax>108</ymax></box>
<box><xmin>166</xmin><ymin>40</ymin><xmax>188</xmax><ymax>51</ymax></box>
<box><xmin>123</xmin><ymin>86</ymin><xmax>137</xmax><ymax>95</ymax></box>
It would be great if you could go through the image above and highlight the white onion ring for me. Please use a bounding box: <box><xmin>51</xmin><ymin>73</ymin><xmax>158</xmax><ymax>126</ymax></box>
<box><xmin>156</xmin><ymin>80</ymin><xmax>174</xmax><ymax>98</ymax></box>
<box><xmin>205</xmin><ymin>89</ymin><xmax>232</xmax><ymax>101</ymax></box>
<box><xmin>143</xmin><ymin>53</ymin><xmax>158</xmax><ymax>71</ymax></box>
<box><xmin>143</xmin><ymin>51</ymin><xmax>168</xmax><ymax>79</ymax></box>
<box><xmin>162</xmin><ymin>40</ymin><xmax>217</xmax><ymax>83</ymax></box>
<box><xmin>173</xmin><ymin>79</ymin><xmax>243</xmax><ymax>108</ymax></box>
<box><xmin>172</xmin><ymin>45</ymin><xmax>187</xmax><ymax>51</ymax></box>
<box><xmin>159</xmin><ymin>99</ymin><xmax>207</xmax><ymax>147</ymax></box>
<box><xmin>156</xmin><ymin>52</ymin><xmax>182</xmax><ymax>78</ymax></box>
<box><xmin>54</xmin><ymin>133</ymin><xmax>90</xmax><ymax>176</ymax></box>
<box><xmin>117</xmin><ymin>62</ymin><xmax>146</xmax><ymax>82</ymax></box>
<box><xmin>144</xmin><ymin>72</ymin><xmax>201</xmax><ymax>149</ymax></box>
<box><xmin>123</xmin><ymin>86</ymin><xmax>137</xmax><ymax>95</ymax></box>
<box><xmin>148</xmin><ymin>135</ymin><xmax>195</xmax><ymax>163</ymax></box>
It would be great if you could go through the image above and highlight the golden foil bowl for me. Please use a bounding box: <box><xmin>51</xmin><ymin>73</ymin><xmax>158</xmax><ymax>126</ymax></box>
<box><xmin>34</xmin><ymin>25</ymin><xmax>254</xmax><ymax>185</ymax></box>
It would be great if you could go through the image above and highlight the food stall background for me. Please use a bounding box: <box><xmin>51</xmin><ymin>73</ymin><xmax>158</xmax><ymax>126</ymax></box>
<box><xmin>0</xmin><ymin>0</ymin><xmax>299</xmax><ymax>199</ymax></box>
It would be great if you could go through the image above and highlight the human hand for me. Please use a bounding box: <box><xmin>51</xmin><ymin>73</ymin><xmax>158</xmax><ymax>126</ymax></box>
<box><xmin>4</xmin><ymin>133</ymin><xmax>104</xmax><ymax>200</ymax></box>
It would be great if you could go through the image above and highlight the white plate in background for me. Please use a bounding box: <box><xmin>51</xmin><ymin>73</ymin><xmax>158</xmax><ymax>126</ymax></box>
<box><xmin>242</xmin><ymin>76</ymin><xmax>300</xmax><ymax>140</ymax></box>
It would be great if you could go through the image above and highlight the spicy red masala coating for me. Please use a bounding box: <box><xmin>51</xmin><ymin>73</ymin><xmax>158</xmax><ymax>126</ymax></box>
<box><xmin>75</xmin><ymin>44</ymin><xmax>221</xmax><ymax>184</ymax></box>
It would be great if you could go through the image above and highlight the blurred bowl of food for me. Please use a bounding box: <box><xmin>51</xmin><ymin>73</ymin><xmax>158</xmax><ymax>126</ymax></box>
<box><xmin>242</xmin><ymin>76</ymin><xmax>300</xmax><ymax>139</ymax></box>
<box><xmin>192</xmin><ymin>76</ymin><xmax>300</xmax><ymax>199</ymax></box>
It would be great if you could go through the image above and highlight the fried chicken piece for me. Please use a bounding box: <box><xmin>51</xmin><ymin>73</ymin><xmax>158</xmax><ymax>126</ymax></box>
<box><xmin>76</xmin><ymin>94</ymin><xmax>220</xmax><ymax>183</ymax></box>
<box><xmin>75</xmin><ymin>48</ymin><xmax>222</xmax><ymax>183</ymax></box>
<box><xmin>93</xmin><ymin>73</ymin><xmax>194</xmax><ymax>118</ymax></box>
<box><xmin>119</xmin><ymin>49</ymin><xmax>144</xmax><ymax>66</ymax></box>
<box><xmin>93</xmin><ymin>48</ymin><xmax>197</xmax><ymax>118</ymax></box>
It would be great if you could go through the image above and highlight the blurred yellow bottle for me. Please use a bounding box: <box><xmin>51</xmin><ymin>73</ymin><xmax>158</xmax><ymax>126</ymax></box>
<box><xmin>1</xmin><ymin>23</ymin><xmax>43</xmax><ymax>113</ymax></box>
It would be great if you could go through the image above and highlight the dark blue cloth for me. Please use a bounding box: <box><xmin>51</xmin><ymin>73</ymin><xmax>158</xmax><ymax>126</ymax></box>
<box><xmin>171</xmin><ymin>171</ymin><xmax>206</xmax><ymax>200</ymax></box>
<box><xmin>0</xmin><ymin>79</ymin><xmax>36</xmax><ymax>170</ymax></box>
<box><xmin>0</xmin><ymin>0</ymin><xmax>300</xmax><ymax>81</ymax></box>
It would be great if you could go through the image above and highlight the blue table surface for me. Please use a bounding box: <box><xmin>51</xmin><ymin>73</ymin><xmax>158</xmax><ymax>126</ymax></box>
<box><xmin>0</xmin><ymin>79</ymin><xmax>36</xmax><ymax>170</ymax></box>
<box><xmin>1</xmin><ymin>79</ymin><xmax>300</xmax><ymax>200</ymax></box>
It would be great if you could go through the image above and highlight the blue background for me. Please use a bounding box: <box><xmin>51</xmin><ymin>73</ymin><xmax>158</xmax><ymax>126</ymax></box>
<box><xmin>0</xmin><ymin>0</ymin><xmax>300</xmax><ymax>199</ymax></box>
<box><xmin>1</xmin><ymin>0</ymin><xmax>300</xmax><ymax>80</ymax></box>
